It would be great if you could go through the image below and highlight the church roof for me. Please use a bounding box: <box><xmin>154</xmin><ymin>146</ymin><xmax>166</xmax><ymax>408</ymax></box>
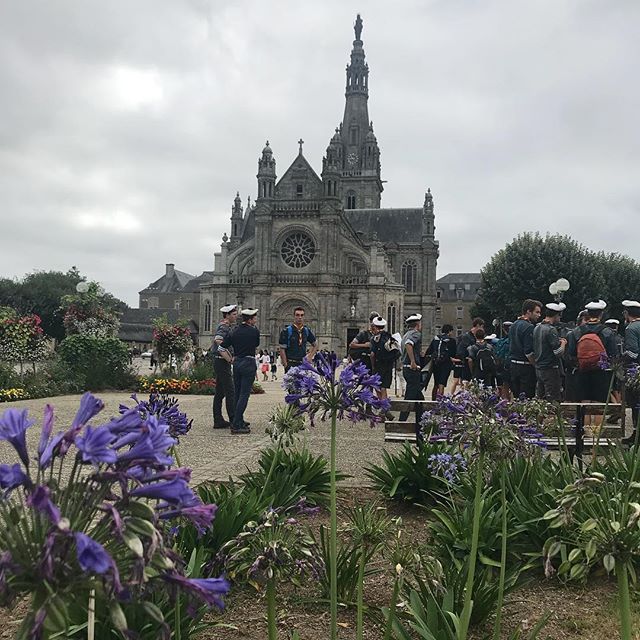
<box><xmin>344</xmin><ymin>208</ymin><xmax>424</xmax><ymax>243</ymax></box>
<box><xmin>182</xmin><ymin>271</ymin><xmax>214</xmax><ymax>293</ymax></box>
<box><xmin>275</xmin><ymin>151</ymin><xmax>323</xmax><ymax>199</ymax></box>
<box><xmin>139</xmin><ymin>268</ymin><xmax>195</xmax><ymax>294</ymax></box>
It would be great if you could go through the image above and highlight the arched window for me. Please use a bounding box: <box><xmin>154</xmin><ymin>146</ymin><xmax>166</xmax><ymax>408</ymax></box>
<box><xmin>346</xmin><ymin>191</ymin><xmax>356</xmax><ymax>210</ymax></box>
<box><xmin>203</xmin><ymin>300</ymin><xmax>212</xmax><ymax>333</ymax></box>
<box><xmin>387</xmin><ymin>302</ymin><xmax>397</xmax><ymax>335</ymax></box>
<box><xmin>401</xmin><ymin>260</ymin><xmax>418</xmax><ymax>293</ymax></box>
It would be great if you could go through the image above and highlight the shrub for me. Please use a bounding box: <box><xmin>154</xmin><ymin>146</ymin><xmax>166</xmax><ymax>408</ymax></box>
<box><xmin>240</xmin><ymin>445</ymin><xmax>346</xmax><ymax>509</ymax></box>
<box><xmin>0</xmin><ymin>388</ymin><xmax>29</xmax><ymax>402</ymax></box>
<box><xmin>58</xmin><ymin>334</ymin><xmax>136</xmax><ymax>390</ymax></box>
<box><xmin>364</xmin><ymin>441</ymin><xmax>455</xmax><ymax>504</ymax></box>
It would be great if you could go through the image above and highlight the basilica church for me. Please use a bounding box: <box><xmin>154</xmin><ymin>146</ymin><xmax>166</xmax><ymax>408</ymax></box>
<box><xmin>140</xmin><ymin>15</ymin><xmax>439</xmax><ymax>353</ymax></box>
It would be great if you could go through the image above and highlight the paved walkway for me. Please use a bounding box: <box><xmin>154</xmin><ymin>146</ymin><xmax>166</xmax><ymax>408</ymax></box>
<box><xmin>0</xmin><ymin>379</ymin><xmax>410</xmax><ymax>486</ymax></box>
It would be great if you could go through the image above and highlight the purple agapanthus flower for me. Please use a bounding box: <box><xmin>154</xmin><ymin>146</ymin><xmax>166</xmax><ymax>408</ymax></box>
<box><xmin>75</xmin><ymin>425</ymin><xmax>117</xmax><ymax>465</ymax></box>
<box><xmin>0</xmin><ymin>408</ymin><xmax>35</xmax><ymax>468</ymax></box>
<box><xmin>283</xmin><ymin>352</ymin><xmax>390</xmax><ymax>426</ymax></box>
<box><xmin>74</xmin><ymin>532</ymin><xmax>113</xmax><ymax>574</ymax></box>
<box><xmin>0</xmin><ymin>463</ymin><xmax>30</xmax><ymax>494</ymax></box>
<box><xmin>130</xmin><ymin>477</ymin><xmax>195</xmax><ymax>506</ymax></box>
<box><xmin>37</xmin><ymin>405</ymin><xmax>54</xmax><ymax>459</ymax></box>
<box><xmin>159</xmin><ymin>501</ymin><xmax>217</xmax><ymax>533</ymax></box>
<box><xmin>163</xmin><ymin>573</ymin><xmax>230</xmax><ymax>608</ymax></box>
<box><xmin>123</xmin><ymin>393</ymin><xmax>193</xmax><ymax>440</ymax></box>
<box><xmin>428</xmin><ymin>452</ymin><xmax>467</xmax><ymax>483</ymax></box>
<box><xmin>72</xmin><ymin>392</ymin><xmax>105</xmax><ymax>430</ymax></box>
<box><xmin>117</xmin><ymin>417</ymin><xmax>175</xmax><ymax>467</ymax></box>
<box><xmin>27</xmin><ymin>485</ymin><xmax>61</xmax><ymax>525</ymax></box>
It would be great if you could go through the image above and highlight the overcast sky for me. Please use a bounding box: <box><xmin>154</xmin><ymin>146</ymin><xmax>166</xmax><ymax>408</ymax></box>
<box><xmin>1</xmin><ymin>1</ymin><xmax>638</xmax><ymax>306</ymax></box>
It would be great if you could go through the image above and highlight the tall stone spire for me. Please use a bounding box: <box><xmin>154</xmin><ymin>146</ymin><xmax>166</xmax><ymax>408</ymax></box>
<box><xmin>342</xmin><ymin>13</ymin><xmax>370</xmax><ymax>153</ymax></box>
<box><xmin>335</xmin><ymin>14</ymin><xmax>383</xmax><ymax>209</ymax></box>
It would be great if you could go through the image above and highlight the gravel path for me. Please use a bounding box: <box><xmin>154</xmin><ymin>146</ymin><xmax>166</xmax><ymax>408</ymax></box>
<box><xmin>0</xmin><ymin>380</ymin><xmax>407</xmax><ymax>486</ymax></box>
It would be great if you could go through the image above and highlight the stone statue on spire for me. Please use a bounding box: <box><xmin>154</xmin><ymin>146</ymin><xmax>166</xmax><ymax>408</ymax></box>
<box><xmin>354</xmin><ymin>14</ymin><xmax>363</xmax><ymax>40</ymax></box>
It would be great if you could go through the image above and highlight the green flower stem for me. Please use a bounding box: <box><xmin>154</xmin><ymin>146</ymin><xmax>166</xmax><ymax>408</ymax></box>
<box><xmin>492</xmin><ymin>468</ymin><xmax>508</xmax><ymax>640</ymax></box>
<box><xmin>458</xmin><ymin>450</ymin><xmax>485</xmax><ymax>640</ymax></box>
<box><xmin>175</xmin><ymin>587</ymin><xmax>182</xmax><ymax>640</ymax></box>
<box><xmin>330</xmin><ymin>408</ymin><xmax>338</xmax><ymax>640</ymax></box>
<box><xmin>267</xmin><ymin>577</ymin><xmax>278</xmax><ymax>640</ymax></box>
<box><xmin>356</xmin><ymin>548</ymin><xmax>366</xmax><ymax>640</ymax></box>
<box><xmin>616</xmin><ymin>559</ymin><xmax>632</xmax><ymax>640</ymax></box>
<box><xmin>383</xmin><ymin>575</ymin><xmax>402</xmax><ymax>640</ymax></box>
<box><xmin>171</xmin><ymin>444</ymin><xmax>182</xmax><ymax>469</ymax></box>
<box><xmin>258</xmin><ymin>441</ymin><xmax>281</xmax><ymax>505</ymax></box>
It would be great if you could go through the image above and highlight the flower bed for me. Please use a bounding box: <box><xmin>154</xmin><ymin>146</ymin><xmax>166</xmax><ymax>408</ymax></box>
<box><xmin>138</xmin><ymin>376</ymin><xmax>265</xmax><ymax>395</ymax></box>
<box><xmin>0</xmin><ymin>388</ymin><xmax>29</xmax><ymax>403</ymax></box>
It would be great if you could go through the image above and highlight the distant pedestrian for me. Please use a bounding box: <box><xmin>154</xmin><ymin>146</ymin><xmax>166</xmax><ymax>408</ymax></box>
<box><xmin>260</xmin><ymin>350</ymin><xmax>270</xmax><ymax>381</ymax></box>
<box><xmin>467</xmin><ymin>328</ymin><xmax>497</xmax><ymax>387</ymax></box>
<box><xmin>452</xmin><ymin>318</ymin><xmax>485</xmax><ymax>394</ymax></box>
<box><xmin>271</xmin><ymin>353</ymin><xmax>278</xmax><ymax>381</ymax></box>
<box><xmin>622</xmin><ymin>300</ymin><xmax>640</xmax><ymax>444</ymax></box>
<box><xmin>349</xmin><ymin>312</ymin><xmax>378</xmax><ymax>373</ymax></box>
<box><xmin>425</xmin><ymin>324</ymin><xmax>456</xmax><ymax>400</ymax></box>
<box><xmin>398</xmin><ymin>313</ymin><xmax>424</xmax><ymax>439</ymax></box>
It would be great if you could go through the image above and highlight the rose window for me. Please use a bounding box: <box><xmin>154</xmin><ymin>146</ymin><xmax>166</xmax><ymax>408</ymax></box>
<box><xmin>281</xmin><ymin>232</ymin><xmax>316</xmax><ymax>268</ymax></box>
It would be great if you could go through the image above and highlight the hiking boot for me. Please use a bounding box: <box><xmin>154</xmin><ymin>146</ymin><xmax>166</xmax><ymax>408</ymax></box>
<box><xmin>231</xmin><ymin>425</ymin><xmax>251</xmax><ymax>435</ymax></box>
<box><xmin>213</xmin><ymin>420</ymin><xmax>231</xmax><ymax>429</ymax></box>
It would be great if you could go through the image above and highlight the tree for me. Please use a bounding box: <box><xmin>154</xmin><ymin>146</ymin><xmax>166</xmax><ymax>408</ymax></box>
<box><xmin>471</xmin><ymin>233</ymin><xmax>638</xmax><ymax>324</ymax></box>
<box><xmin>60</xmin><ymin>281</ymin><xmax>120</xmax><ymax>338</ymax></box>
<box><xmin>0</xmin><ymin>268</ymin><xmax>127</xmax><ymax>341</ymax></box>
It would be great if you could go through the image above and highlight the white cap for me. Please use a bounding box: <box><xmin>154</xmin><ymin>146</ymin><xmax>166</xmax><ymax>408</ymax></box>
<box><xmin>240</xmin><ymin>308</ymin><xmax>259</xmax><ymax>317</ymax></box>
<box><xmin>545</xmin><ymin>302</ymin><xmax>566</xmax><ymax>313</ymax></box>
<box><xmin>502</xmin><ymin>321</ymin><xmax>514</xmax><ymax>327</ymax></box>
<box><xmin>485</xmin><ymin>333</ymin><xmax>497</xmax><ymax>341</ymax></box>
<box><xmin>405</xmin><ymin>313</ymin><xmax>422</xmax><ymax>323</ymax></box>
<box><xmin>220</xmin><ymin>304</ymin><xmax>237</xmax><ymax>313</ymax></box>
<box><xmin>622</xmin><ymin>299</ymin><xmax>640</xmax><ymax>310</ymax></box>
<box><xmin>605</xmin><ymin>319</ymin><xmax>620</xmax><ymax>325</ymax></box>
<box><xmin>372</xmin><ymin>316</ymin><xmax>387</xmax><ymax>328</ymax></box>
<box><xmin>369</xmin><ymin>311</ymin><xmax>380</xmax><ymax>321</ymax></box>
<box><xmin>585</xmin><ymin>299</ymin><xmax>607</xmax><ymax>311</ymax></box>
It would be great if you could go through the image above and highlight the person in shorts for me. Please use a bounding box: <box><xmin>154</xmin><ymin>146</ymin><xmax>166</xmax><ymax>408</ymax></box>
<box><xmin>425</xmin><ymin>324</ymin><xmax>456</xmax><ymax>399</ymax></box>
<box><xmin>370</xmin><ymin>316</ymin><xmax>399</xmax><ymax>413</ymax></box>
<box><xmin>452</xmin><ymin>318</ymin><xmax>485</xmax><ymax>393</ymax></box>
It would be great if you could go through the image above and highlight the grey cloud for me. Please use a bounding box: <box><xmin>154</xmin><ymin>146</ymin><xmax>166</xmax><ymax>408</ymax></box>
<box><xmin>0</xmin><ymin>0</ymin><xmax>638</xmax><ymax>306</ymax></box>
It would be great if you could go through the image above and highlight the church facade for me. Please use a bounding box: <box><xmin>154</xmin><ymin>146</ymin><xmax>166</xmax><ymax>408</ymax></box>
<box><xmin>198</xmin><ymin>15</ymin><xmax>439</xmax><ymax>352</ymax></box>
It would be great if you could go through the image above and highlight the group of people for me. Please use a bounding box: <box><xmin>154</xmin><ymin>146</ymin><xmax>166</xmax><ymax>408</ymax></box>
<box><xmin>386</xmin><ymin>297</ymin><xmax>640</xmax><ymax>444</ymax></box>
<box><xmin>212</xmin><ymin>304</ymin><xmax>317</xmax><ymax>434</ymax></box>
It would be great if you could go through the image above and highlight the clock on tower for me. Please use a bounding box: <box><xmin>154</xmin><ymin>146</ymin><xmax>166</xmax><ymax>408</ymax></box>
<box><xmin>347</xmin><ymin>151</ymin><xmax>359</xmax><ymax>168</ymax></box>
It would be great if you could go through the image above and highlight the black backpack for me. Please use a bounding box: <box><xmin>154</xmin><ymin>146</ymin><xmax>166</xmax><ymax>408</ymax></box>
<box><xmin>475</xmin><ymin>345</ymin><xmax>497</xmax><ymax>375</ymax></box>
<box><xmin>433</xmin><ymin>336</ymin><xmax>450</xmax><ymax>365</ymax></box>
<box><xmin>376</xmin><ymin>333</ymin><xmax>401</xmax><ymax>363</ymax></box>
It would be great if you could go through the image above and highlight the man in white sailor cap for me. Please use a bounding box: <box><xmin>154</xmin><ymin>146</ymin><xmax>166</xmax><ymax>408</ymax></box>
<box><xmin>220</xmin><ymin>308</ymin><xmax>261</xmax><ymax>434</ymax></box>
<box><xmin>622</xmin><ymin>299</ymin><xmax>640</xmax><ymax>442</ymax></box>
<box><xmin>533</xmin><ymin>302</ymin><xmax>567</xmax><ymax>402</ymax></box>
<box><xmin>212</xmin><ymin>304</ymin><xmax>238</xmax><ymax>430</ymax></box>
<box><xmin>398</xmin><ymin>313</ymin><xmax>425</xmax><ymax>437</ymax></box>
<box><xmin>566</xmin><ymin>299</ymin><xmax>617</xmax><ymax>409</ymax></box>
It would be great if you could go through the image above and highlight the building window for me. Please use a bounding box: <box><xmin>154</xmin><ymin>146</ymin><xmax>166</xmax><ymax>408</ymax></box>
<box><xmin>456</xmin><ymin>306</ymin><xmax>463</xmax><ymax>320</ymax></box>
<box><xmin>281</xmin><ymin>231</ymin><xmax>316</xmax><ymax>268</ymax></box>
<box><xmin>346</xmin><ymin>191</ymin><xmax>356</xmax><ymax>210</ymax></box>
<box><xmin>203</xmin><ymin>300</ymin><xmax>212</xmax><ymax>333</ymax></box>
<box><xmin>387</xmin><ymin>302</ymin><xmax>397</xmax><ymax>334</ymax></box>
<box><xmin>436</xmin><ymin>290</ymin><xmax>441</xmax><ymax>299</ymax></box>
<box><xmin>185</xmin><ymin>299</ymin><xmax>191</xmax><ymax>311</ymax></box>
<box><xmin>174</xmin><ymin>299</ymin><xmax>181</xmax><ymax>311</ymax></box>
<box><xmin>435</xmin><ymin>325</ymin><xmax>442</xmax><ymax>334</ymax></box>
<box><xmin>435</xmin><ymin>306</ymin><xmax>442</xmax><ymax>319</ymax></box>
<box><xmin>456</xmin><ymin>288</ymin><xmax>464</xmax><ymax>300</ymax></box>
<box><xmin>147</xmin><ymin>296</ymin><xmax>159</xmax><ymax>309</ymax></box>
<box><xmin>464</xmin><ymin>283</ymin><xmax>471</xmax><ymax>290</ymax></box>
<box><xmin>456</xmin><ymin>325</ymin><xmax>463</xmax><ymax>336</ymax></box>
<box><xmin>449</xmin><ymin>284</ymin><xmax>455</xmax><ymax>290</ymax></box>
<box><xmin>401</xmin><ymin>260</ymin><xmax>417</xmax><ymax>293</ymax></box>
<box><xmin>296</xmin><ymin>183</ymin><xmax>303</xmax><ymax>197</ymax></box>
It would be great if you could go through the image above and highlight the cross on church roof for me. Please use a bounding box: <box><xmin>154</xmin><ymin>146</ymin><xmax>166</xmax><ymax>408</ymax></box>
<box><xmin>298</xmin><ymin>138</ymin><xmax>304</xmax><ymax>154</ymax></box>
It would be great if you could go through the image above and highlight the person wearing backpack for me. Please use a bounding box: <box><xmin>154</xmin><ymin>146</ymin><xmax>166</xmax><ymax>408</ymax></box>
<box><xmin>566</xmin><ymin>299</ymin><xmax>617</xmax><ymax>406</ymax></box>
<box><xmin>370</xmin><ymin>316</ymin><xmax>399</xmax><ymax>415</ymax></box>
<box><xmin>452</xmin><ymin>317</ymin><xmax>485</xmax><ymax>394</ymax></box>
<box><xmin>349</xmin><ymin>312</ymin><xmax>378</xmax><ymax>373</ymax></box>
<box><xmin>493</xmin><ymin>321</ymin><xmax>513</xmax><ymax>399</ymax></box>
<box><xmin>425</xmin><ymin>324</ymin><xmax>457</xmax><ymax>399</ymax></box>
<box><xmin>466</xmin><ymin>328</ymin><xmax>497</xmax><ymax>387</ymax></box>
<box><xmin>533</xmin><ymin>302</ymin><xmax>567</xmax><ymax>402</ymax></box>
<box><xmin>279</xmin><ymin>306</ymin><xmax>317</xmax><ymax>372</ymax></box>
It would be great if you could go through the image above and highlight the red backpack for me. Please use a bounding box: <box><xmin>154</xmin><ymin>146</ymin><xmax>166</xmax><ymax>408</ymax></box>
<box><xmin>576</xmin><ymin>327</ymin><xmax>606</xmax><ymax>371</ymax></box>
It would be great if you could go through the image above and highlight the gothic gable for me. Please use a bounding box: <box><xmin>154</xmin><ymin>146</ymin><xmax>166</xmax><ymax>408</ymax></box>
<box><xmin>275</xmin><ymin>153</ymin><xmax>323</xmax><ymax>200</ymax></box>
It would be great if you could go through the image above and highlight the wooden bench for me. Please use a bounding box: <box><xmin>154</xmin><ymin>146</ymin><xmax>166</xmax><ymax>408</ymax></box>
<box><xmin>384</xmin><ymin>399</ymin><xmax>625</xmax><ymax>463</ymax></box>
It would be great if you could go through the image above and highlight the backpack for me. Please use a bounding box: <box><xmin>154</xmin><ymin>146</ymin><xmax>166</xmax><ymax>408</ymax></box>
<box><xmin>474</xmin><ymin>345</ymin><xmax>497</xmax><ymax>376</ymax></box>
<box><xmin>493</xmin><ymin>337</ymin><xmax>509</xmax><ymax>365</ymax></box>
<box><xmin>376</xmin><ymin>333</ymin><xmax>400</xmax><ymax>363</ymax></box>
<box><xmin>576</xmin><ymin>327</ymin><xmax>606</xmax><ymax>371</ymax></box>
<box><xmin>432</xmin><ymin>336</ymin><xmax>450</xmax><ymax>365</ymax></box>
